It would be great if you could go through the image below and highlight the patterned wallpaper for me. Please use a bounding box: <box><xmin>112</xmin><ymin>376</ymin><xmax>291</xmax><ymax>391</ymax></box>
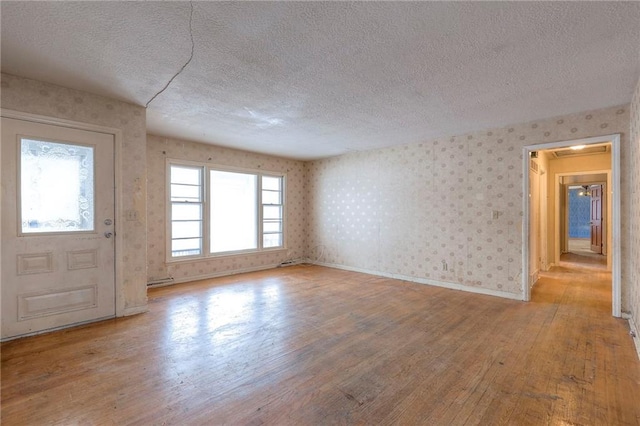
<box><xmin>568</xmin><ymin>189</ymin><xmax>590</xmax><ymax>239</ymax></box>
<box><xmin>146</xmin><ymin>134</ymin><xmax>307</xmax><ymax>283</ymax></box>
<box><xmin>3</xmin><ymin>72</ymin><xmax>637</xmax><ymax>320</ymax></box>
<box><xmin>630</xmin><ymin>77</ymin><xmax>640</xmax><ymax>326</ymax></box>
<box><xmin>306</xmin><ymin>105</ymin><xmax>632</xmax><ymax>306</ymax></box>
<box><xmin>0</xmin><ymin>73</ymin><xmax>148</xmax><ymax>313</ymax></box>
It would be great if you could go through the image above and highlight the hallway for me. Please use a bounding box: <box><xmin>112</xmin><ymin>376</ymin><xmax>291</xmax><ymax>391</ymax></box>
<box><xmin>535</xmin><ymin>251</ymin><xmax>610</xmax><ymax>313</ymax></box>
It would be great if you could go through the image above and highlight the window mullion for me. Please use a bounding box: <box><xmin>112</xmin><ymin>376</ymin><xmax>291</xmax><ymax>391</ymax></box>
<box><xmin>202</xmin><ymin>166</ymin><xmax>210</xmax><ymax>256</ymax></box>
<box><xmin>257</xmin><ymin>174</ymin><xmax>263</xmax><ymax>249</ymax></box>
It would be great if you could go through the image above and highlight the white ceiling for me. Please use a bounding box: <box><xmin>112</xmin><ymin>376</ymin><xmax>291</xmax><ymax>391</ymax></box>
<box><xmin>2</xmin><ymin>2</ymin><xmax>639</xmax><ymax>160</ymax></box>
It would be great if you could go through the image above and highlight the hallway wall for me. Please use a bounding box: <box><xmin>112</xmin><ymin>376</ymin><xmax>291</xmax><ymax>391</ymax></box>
<box><xmin>568</xmin><ymin>188</ymin><xmax>591</xmax><ymax>239</ymax></box>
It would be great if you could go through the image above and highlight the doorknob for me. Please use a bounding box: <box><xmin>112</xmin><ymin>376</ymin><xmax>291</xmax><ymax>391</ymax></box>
<box><xmin>104</xmin><ymin>232</ymin><xmax>113</xmax><ymax>238</ymax></box>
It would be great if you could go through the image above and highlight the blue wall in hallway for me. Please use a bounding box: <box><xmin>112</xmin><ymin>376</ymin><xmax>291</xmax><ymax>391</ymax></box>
<box><xmin>569</xmin><ymin>188</ymin><xmax>590</xmax><ymax>238</ymax></box>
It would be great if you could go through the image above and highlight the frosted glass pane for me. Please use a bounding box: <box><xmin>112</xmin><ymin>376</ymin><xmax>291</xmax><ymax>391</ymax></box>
<box><xmin>262</xmin><ymin>176</ymin><xmax>281</xmax><ymax>191</ymax></box>
<box><xmin>262</xmin><ymin>190</ymin><xmax>281</xmax><ymax>205</ymax></box>
<box><xmin>263</xmin><ymin>233</ymin><xmax>282</xmax><ymax>248</ymax></box>
<box><xmin>172</xmin><ymin>238</ymin><xmax>202</xmax><ymax>257</ymax></box>
<box><xmin>21</xmin><ymin>138</ymin><xmax>94</xmax><ymax>233</ymax></box>
<box><xmin>171</xmin><ymin>166</ymin><xmax>201</xmax><ymax>185</ymax></box>
<box><xmin>210</xmin><ymin>170</ymin><xmax>257</xmax><ymax>253</ymax></box>
<box><xmin>263</xmin><ymin>205</ymin><xmax>282</xmax><ymax>220</ymax></box>
<box><xmin>172</xmin><ymin>203</ymin><xmax>202</xmax><ymax>220</ymax></box>
<box><xmin>263</xmin><ymin>221</ymin><xmax>282</xmax><ymax>233</ymax></box>
<box><xmin>172</xmin><ymin>221</ymin><xmax>202</xmax><ymax>239</ymax></box>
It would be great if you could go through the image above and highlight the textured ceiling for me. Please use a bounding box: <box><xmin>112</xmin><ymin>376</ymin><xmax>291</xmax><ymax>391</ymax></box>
<box><xmin>2</xmin><ymin>2</ymin><xmax>639</xmax><ymax>160</ymax></box>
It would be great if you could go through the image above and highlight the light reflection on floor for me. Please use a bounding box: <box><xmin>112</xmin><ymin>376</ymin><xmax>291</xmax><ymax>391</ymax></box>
<box><xmin>162</xmin><ymin>280</ymin><xmax>287</xmax><ymax>382</ymax></box>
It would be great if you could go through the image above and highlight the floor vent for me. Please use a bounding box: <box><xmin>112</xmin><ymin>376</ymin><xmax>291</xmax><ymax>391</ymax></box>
<box><xmin>147</xmin><ymin>277</ymin><xmax>174</xmax><ymax>287</ymax></box>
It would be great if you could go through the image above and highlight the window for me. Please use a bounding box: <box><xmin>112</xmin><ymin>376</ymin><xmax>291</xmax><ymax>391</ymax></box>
<box><xmin>20</xmin><ymin>138</ymin><xmax>95</xmax><ymax>233</ymax></box>
<box><xmin>168</xmin><ymin>162</ymin><xmax>285</xmax><ymax>260</ymax></box>
<box><xmin>170</xmin><ymin>165</ymin><xmax>203</xmax><ymax>257</ymax></box>
<box><xmin>261</xmin><ymin>175</ymin><xmax>283</xmax><ymax>248</ymax></box>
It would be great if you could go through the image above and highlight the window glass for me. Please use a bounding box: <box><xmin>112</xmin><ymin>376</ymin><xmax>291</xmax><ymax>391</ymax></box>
<box><xmin>263</xmin><ymin>233</ymin><xmax>282</xmax><ymax>248</ymax></box>
<box><xmin>210</xmin><ymin>170</ymin><xmax>258</xmax><ymax>253</ymax></box>
<box><xmin>21</xmin><ymin>138</ymin><xmax>94</xmax><ymax>233</ymax></box>
<box><xmin>170</xmin><ymin>165</ymin><xmax>203</xmax><ymax>257</ymax></box>
<box><xmin>262</xmin><ymin>190</ymin><xmax>281</xmax><ymax>205</ymax></box>
<box><xmin>262</xmin><ymin>176</ymin><xmax>281</xmax><ymax>191</ymax></box>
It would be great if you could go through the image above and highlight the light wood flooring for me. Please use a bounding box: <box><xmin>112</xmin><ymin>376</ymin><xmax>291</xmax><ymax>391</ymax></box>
<box><xmin>2</xmin><ymin>263</ymin><xmax>639</xmax><ymax>425</ymax></box>
<box><xmin>567</xmin><ymin>238</ymin><xmax>607</xmax><ymax>265</ymax></box>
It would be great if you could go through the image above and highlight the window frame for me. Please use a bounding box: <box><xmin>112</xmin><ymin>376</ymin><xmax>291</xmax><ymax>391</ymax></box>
<box><xmin>166</xmin><ymin>159</ymin><xmax>286</xmax><ymax>262</ymax></box>
<box><xmin>167</xmin><ymin>162</ymin><xmax>205</xmax><ymax>260</ymax></box>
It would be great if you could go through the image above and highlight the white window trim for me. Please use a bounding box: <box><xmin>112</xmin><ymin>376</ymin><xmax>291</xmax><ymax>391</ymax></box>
<box><xmin>165</xmin><ymin>158</ymin><xmax>287</xmax><ymax>263</ymax></box>
<box><xmin>166</xmin><ymin>161</ymin><xmax>205</xmax><ymax>261</ymax></box>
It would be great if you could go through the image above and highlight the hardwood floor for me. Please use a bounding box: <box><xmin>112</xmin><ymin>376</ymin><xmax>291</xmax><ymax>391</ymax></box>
<box><xmin>2</xmin><ymin>264</ymin><xmax>639</xmax><ymax>425</ymax></box>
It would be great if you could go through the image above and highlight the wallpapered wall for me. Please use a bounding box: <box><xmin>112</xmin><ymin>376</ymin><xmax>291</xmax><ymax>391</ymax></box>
<box><xmin>568</xmin><ymin>189</ymin><xmax>590</xmax><ymax>239</ymax></box>
<box><xmin>0</xmin><ymin>73</ymin><xmax>148</xmax><ymax>313</ymax></box>
<box><xmin>3</xmin><ymin>72</ymin><xmax>637</xmax><ymax>322</ymax></box>
<box><xmin>306</xmin><ymin>105</ymin><xmax>632</xmax><ymax>307</ymax></box>
<box><xmin>146</xmin><ymin>134</ymin><xmax>307</xmax><ymax>283</ymax></box>
<box><xmin>630</xmin><ymin>77</ymin><xmax>640</xmax><ymax>328</ymax></box>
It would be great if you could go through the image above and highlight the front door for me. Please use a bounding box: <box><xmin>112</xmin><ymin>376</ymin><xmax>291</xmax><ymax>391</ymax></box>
<box><xmin>1</xmin><ymin>117</ymin><xmax>116</xmax><ymax>339</ymax></box>
<box><xmin>590</xmin><ymin>184</ymin><xmax>603</xmax><ymax>254</ymax></box>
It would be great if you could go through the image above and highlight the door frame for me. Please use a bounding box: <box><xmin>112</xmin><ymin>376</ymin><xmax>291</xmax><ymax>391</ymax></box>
<box><xmin>1</xmin><ymin>109</ymin><xmax>126</xmax><ymax>317</ymax></box>
<box><xmin>522</xmin><ymin>134</ymin><xmax>621</xmax><ymax>317</ymax></box>
<box><xmin>561</xmin><ymin>178</ymin><xmax>608</xmax><ymax>260</ymax></box>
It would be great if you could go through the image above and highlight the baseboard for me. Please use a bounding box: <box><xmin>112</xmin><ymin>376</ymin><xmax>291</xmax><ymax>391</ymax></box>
<box><xmin>169</xmin><ymin>263</ymin><xmax>282</xmax><ymax>285</ymax></box>
<box><xmin>122</xmin><ymin>305</ymin><xmax>149</xmax><ymax>316</ymax></box>
<box><xmin>1</xmin><ymin>315</ymin><xmax>115</xmax><ymax>342</ymax></box>
<box><xmin>529</xmin><ymin>269</ymin><xmax>540</xmax><ymax>288</ymax></box>
<box><xmin>622</xmin><ymin>312</ymin><xmax>640</xmax><ymax>361</ymax></box>
<box><xmin>310</xmin><ymin>260</ymin><xmax>522</xmax><ymax>301</ymax></box>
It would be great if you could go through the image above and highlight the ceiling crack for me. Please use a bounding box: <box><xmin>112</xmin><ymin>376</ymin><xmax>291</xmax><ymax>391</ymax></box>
<box><xmin>145</xmin><ymin>1</ymin><xmax>195</xmax><ymax>108</ymax></box>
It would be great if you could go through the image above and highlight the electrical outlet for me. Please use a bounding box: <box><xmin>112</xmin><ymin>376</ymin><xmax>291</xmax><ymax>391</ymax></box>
<box><xmin>126</xmin><ymin>210</ymin><xmax>138</xmax><ymax>221</ymax></box>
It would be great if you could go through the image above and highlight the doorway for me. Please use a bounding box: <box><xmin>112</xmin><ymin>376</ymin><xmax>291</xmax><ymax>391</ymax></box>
<box><xmin>522</xmin><ymin>134</ymin><xmax>621</xmax><ymax>317</ymax></box>
<box><xmin>564</xmin><ymin>181</ymin><xmax>607</xmax><ymax>265</ymax></box>
<box><xmin>1</xmin><ymin>116</ymin><xmax>117</xmax><ymax>339</ymax></box>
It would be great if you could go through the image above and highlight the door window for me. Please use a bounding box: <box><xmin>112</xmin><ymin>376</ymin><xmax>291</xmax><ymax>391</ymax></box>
<box><xmin>20</xmin><ymin>138</ymin><xmax>95</xmax><ymax>234</ymax></box>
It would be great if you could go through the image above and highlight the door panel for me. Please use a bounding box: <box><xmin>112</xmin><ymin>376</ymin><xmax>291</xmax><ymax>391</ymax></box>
<box><xmin>1</xmin><ymin>117</ymin><xmax>115</xmax><ymax>339</ymax></box>
<box><xmin>590</xmin><ymin>185</ymin><xmax>603</xmax><ymax>254</ymax></box>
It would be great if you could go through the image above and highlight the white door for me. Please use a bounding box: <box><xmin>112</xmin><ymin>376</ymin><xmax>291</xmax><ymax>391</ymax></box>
<box><xmin>1</xmin><ymin>117</ymin><xmax>116</xmax><ymax>339</ymax></box>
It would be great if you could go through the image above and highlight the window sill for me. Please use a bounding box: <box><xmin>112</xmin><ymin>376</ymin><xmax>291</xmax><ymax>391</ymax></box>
<box><xmin>166</xmin><ymin>247</ymin><xmax>288</xmax><ymax>264</ymax></box>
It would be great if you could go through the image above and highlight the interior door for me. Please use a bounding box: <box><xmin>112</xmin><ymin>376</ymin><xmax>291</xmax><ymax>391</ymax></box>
<box><xmin>1</xmin><ymin>117</ymin><xmax>116</xmax><ymax>339</ymax></box>
<box><xmin>590</xmin><ymin>184</ymin><xmax>603</xmax><ymax>254</ymax></box>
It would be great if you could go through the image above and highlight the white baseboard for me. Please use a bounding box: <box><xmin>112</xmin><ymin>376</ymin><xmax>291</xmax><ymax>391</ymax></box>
<box><xmin>309</xmin><ymin>260</ymin><xmax>522</xmax><ymax>301</ymax></box>
<box><xmin>622</xmin><ymin>312</ymin><xmax>640</xmax><ymax>361</ymax></box>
